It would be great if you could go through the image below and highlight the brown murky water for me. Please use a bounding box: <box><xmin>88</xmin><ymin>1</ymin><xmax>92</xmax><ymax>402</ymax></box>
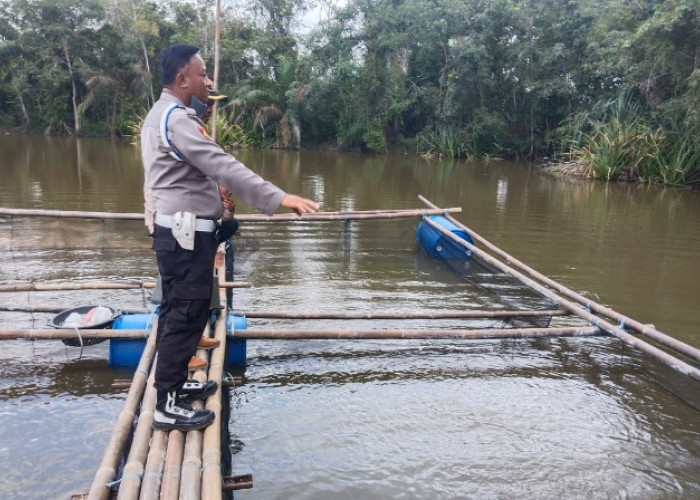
<box><xmin>0</xmin><ymin>135</ymin><xmax>698</xmax><ymax>498</ymax></box>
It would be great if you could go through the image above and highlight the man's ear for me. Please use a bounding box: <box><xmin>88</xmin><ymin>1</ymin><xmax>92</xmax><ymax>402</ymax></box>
<box><xmin>175</xmin><ymin>69</ymin><xmax>188</xmax><ymax>89</ymax></box>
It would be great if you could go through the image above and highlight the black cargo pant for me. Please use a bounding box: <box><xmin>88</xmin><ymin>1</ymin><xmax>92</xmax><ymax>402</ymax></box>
<box><xmin>151</xmin><ymin>224</ymin><xmax>218</xmax><ymax>394</ymax></box>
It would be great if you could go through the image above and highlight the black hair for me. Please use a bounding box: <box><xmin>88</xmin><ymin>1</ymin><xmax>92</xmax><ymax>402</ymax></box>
<box><xmin>160</xmin><ymin>45</ymin><xmax>200</xmax><ymax>86</ymax></box>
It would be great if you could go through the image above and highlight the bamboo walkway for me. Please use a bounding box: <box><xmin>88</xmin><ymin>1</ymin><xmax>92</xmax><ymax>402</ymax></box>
<box><xmin>71</xmin><ymin>269</ymin><xmax>249</xmax><ymax>500</ymax></box>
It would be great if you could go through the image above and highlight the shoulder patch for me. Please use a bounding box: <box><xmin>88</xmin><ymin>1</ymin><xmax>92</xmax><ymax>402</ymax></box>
<box><xmin>197</xmin><ymin>125</ymin><xmax>214</xmax><ymax>142</ymax></box>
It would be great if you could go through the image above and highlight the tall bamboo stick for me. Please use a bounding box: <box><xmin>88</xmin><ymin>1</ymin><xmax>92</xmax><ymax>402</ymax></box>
<box><xmin>87</xmin><ymin>317</ymin><xmax>158</xmax><ymax>500</ymax></box>
<box><xmin>419</xmin><ymin>195</ymin><xmax>700</xmax><ymax>364</ymax></box>
<box><xmin>420</xmin><ymin>213</ymin><xmax>700</xmax><ymax>382</ymax></box>
<box><xmin>234</xmin><ymin>325</ymin><xmax>600</xmax><ymax>339</ymax></box>
<box><xmin>211</xmin><ymin>0</ymin><xmax>221</xmax><ymax>143</ymax></box>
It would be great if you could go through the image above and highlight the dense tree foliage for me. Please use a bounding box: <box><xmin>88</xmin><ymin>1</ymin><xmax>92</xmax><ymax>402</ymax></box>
<box><xmin>0</xmin><ymin>0</ymin><xmax>698</xmax><ymax>182</ymax></box>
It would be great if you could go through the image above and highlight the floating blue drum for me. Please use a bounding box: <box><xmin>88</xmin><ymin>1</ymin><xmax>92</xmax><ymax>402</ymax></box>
<box><xmin>109</xmin><ymin>313</ymin><xmax>153</xmax><ymax>367</ymax></box>
<box><xmin>109</xmin><ymin>312</ymin><xmax>248</xmax><ymax>367</ymax></box>
<box><xmin>226</xmin><ymin>314</ymin><xmax>247</xmax><ymax>366</ymax></box>
<box><xmin>416</xmin><ymin>215</ymin><xmax>474</xmax><ymax>261</ymax></box>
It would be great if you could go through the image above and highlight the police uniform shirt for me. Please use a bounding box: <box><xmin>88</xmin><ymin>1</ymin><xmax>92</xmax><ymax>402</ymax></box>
<box><xmin>141</xmin><ymin>92</ymin><xmax>286</xmax><ymax>230</ymax></box>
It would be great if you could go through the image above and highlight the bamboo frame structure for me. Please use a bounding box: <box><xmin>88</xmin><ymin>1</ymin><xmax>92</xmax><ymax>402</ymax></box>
<box><xmin>419</xmin><ymin>195</ymin><xmax>700</xmax><ymax>365</ymax></box>
<box><xmin>87</xmin><ymin>319</ymin><xmax>158</xmax><ymax>500</ymax></box>
<box><xmin>419</xmin><ymin>209</ymin><xmax>700</xmax><ymax>382</ymax></box>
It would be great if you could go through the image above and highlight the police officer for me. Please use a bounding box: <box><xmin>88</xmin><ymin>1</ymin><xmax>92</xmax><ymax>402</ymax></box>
<box><xmin>142</xmin><ymin>44</ymin><xmax>319</xmax><ymax>432</ymax></box>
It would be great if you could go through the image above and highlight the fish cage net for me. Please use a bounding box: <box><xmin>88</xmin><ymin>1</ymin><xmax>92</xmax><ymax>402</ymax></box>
<box><xmin>441</xmin><ymin>254</ymin><xmax>559</xmax><ymax>328</ymax></box>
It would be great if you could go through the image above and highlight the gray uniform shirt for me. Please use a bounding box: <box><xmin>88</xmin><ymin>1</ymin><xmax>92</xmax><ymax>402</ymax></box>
<box><xmin>142</xmin><ymin>92</ymin><xmax>286</xmax><ymax>231</ymax></box>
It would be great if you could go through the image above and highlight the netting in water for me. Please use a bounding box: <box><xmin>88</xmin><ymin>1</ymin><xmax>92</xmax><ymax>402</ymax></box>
<box><xmin>440</xmin><ymin>254</ymin><xmax>559</xmax><ymax>328</ymax></box>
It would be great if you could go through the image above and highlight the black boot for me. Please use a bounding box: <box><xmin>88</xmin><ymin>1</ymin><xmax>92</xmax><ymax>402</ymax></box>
<box><xmin>153</xmin><ymin>390</ymin><xmax>215</xmax><ymax>431</ymax></box>
<box><xmin>179</xmin><ymin>380</ymin><xmax>218</xmax><ymax>402</ymax></box>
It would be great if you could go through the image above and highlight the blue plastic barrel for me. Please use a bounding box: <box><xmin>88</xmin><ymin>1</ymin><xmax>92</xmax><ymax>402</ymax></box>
<box><xmin>226</xmin><ymin>314</ymin><xmax>247</xmax><ymax>366</ymax></box>
<box><xmin>416</xmin><ymin>215</ymin><xmax>474</xmax><ymax>261</ymax></box>
<box><xmin>109</xmin><ymin>313</ymin><xmax>153</xmax><ymax>367</ymax></box>
<box><xmin>110</xmin><ymin>312</ymin><xmax>248</xmax><ymax>367</ymax></box>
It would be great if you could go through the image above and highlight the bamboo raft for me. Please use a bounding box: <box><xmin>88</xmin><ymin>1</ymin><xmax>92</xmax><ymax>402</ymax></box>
<box><xmin>2</xmin><ymin>198</ymin><xmax>700</xmax><ymax>499</ymax></box>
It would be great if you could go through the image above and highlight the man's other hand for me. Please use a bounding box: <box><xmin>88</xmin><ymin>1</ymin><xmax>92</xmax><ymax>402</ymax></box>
<box><xmin>280</xmin><ymin>194</ymin><xmax>320</xmax><ymax>216</ymax></box>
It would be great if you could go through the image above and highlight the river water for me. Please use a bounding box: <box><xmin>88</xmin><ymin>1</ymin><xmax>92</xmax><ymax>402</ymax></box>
<box><xmin>0</xmin><ymin>135</ymin><xmax>698</xmax><ymax>499</ymax></box>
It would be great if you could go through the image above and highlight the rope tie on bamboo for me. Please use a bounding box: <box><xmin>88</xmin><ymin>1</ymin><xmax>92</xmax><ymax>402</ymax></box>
<box><xmin>618</xmin><ymin>316</ymin><xmax>628</xmax><ymax>331</ymax></box>
<box><xmin>143</xmin><ymin>310</ymin><xmax>157</xmax><ymax>337</ymax></box>
<box><xmin>142</xmin><ymin>471</ymin><xmax>162</xmax><ymax>481</ymax></box>
<box><xmin>74</xmin><ymin>326</ymin><xmax>85</xmax><ymax>360</ymax></box>
<box><xmin>104</xmin><ymin>472</ymin><xmax>142</xmax><ymax>488</ymax></box>
<box><xmin>586</xmin><ymin>300</ymin><xmax>592</xmax><ymax>312</ymax></box>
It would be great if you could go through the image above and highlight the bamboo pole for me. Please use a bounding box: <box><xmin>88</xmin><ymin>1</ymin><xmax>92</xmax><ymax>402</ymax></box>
<box><xmin>159</xmin><ymin>430</ymin><xmax>185</xmax><ymax>499</ymax></box>
<box><xmin>235</xmin><ymin>207</ymin><xmax>462</xmax><ymax>222</ymax></box>
<box><xmin>0</xmin><ymin>305</ymin><xmax>567</xmax><ymax>319</ymax></box>
<box><xmin>233</xmin><ymin>309</ymin><xmax>568</xmax><ymax>320</ymax></box>
<box><xmin>420</xmin><ymin>213</ymin><xmax>700</xmax><ymax>382</ymax></box>
<box><xmin>0</xmin><ymin>282</ymin><xmax>152</xmax><ymax>292</ymax></box>
<box><xmin>201</xmin><ymin>268</ymin><xmax>228</xmax><ymax>500</ymax></box>
<box><xmin>0</xmin><ymin>207</ymin><xmax>143</xmax><ymax>220</ymax></box>
<box><xmin>234</xmin><ymin>325</ymin><xmax>600</xmax><ymax>340</ymax></box>
<box><xmin>0</xmin><ymin>305</ymin><xmax>151</xmax><ymax>314</ymax></box>
<box><xmin>179</xmin><ymin>326</ymin><xmax>212</xmax><ymax>500</ymax></box>
<box><xmin>0</xmin><ymin>329</ymin><xmax>149</xmax><ymax>340</ymax></box>
<box><xmin>87</xmin><ymin>317</ymin><xmax>158</xmax><ymax>500</ymax></box>
<box><xmin>138</xmin><ymin>430</ymin><xmax>167</xmax><ymax>500</ymax></box>
<box><xmin>418</xmin><ymin>195</ymin><xmax>700</xmax><ymax>364</ymax></box>
<box><xmin>0</xmin><ymin>305</ymin><xmax>150</xmax><ymax>314</ymax></box>
<box><xmin>0</xmin><ymin>280</ymin><xmax>251</xmax><ymax>292</ymax></box>
<box><xmin>118</xmin><ymin>368</ymin><xmax>158</xmax><ymax>499</ymax></box>
<box><xmin>0</xmin><ymin>206</ymin><xmax>460</xmax><ymax>222</ymax></box>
